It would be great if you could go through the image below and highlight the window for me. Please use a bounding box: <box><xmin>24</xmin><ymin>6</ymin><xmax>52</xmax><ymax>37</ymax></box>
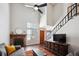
<box><xmin>27</xmin><ymin>22</ymin><xmax>38</xmax><ymax>40</ymax></box>
<box><xmin>27</xmin><ymin>23</ymin><xmax>32</xmax><ymax>40</ymax></box>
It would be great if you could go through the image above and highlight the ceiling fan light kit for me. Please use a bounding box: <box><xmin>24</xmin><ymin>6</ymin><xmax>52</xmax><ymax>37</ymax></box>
<box><xmin>34</xmin><ymin>7</ymin><xmax>38</xmax><ymax>10</ymax></box>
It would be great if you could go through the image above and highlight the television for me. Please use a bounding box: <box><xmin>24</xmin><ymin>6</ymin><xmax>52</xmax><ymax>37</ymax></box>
<box><xmin>53</xmin><ymin>34</ymin><xmax>66</xmax><ymax>43</ymax></box>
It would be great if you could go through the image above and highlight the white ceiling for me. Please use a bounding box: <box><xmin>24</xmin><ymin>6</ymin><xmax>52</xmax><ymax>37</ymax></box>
<box><xmin>24</xmin><ymin>3</ymin><xmax>56</xmax><ymax>6</ymax></box>
<box><xmin>24</xmin><ymin>3</ymin><xmax>44</xmax><ymax>6</ymax></box>
<box><xmin>49</xmin><ymin>3</ymin><xmax>57</xmax><ymax>6</ymax></box>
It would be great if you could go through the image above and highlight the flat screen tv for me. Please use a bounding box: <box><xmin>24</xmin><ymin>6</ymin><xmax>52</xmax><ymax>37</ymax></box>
<box><xmin>53</xmin><ymin>34</ymin><xmax>66</xmax><ymax>43</ymax></box>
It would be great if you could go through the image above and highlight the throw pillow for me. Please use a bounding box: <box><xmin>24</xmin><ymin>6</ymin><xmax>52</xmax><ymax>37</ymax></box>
<box><xmin>5</xmin><ymin>44</ymin><xmax>16</xmax><ymax>55</ymax></box>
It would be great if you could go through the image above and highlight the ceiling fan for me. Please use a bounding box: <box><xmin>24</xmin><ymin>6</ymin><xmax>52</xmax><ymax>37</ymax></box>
<box><xmin>24</xmin><ymin>3</ymin><xmax>47</xmax><ymax>14</ymax></box>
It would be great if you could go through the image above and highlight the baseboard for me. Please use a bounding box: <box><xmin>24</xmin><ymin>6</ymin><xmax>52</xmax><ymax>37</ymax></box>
<box><xmin>26</xmin><ymin>44</ymin><xmax>40</xmax><ymax>46</ymax></box>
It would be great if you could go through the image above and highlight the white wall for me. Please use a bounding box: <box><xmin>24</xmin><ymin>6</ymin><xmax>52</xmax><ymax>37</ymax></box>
<box><xmin>10</xmin><ymin>3</ymin><xmax>40</xmax><ymax>45</ymax></box>
<box><xmin>40</xmin><ymin>15</ymin><xmax>47</xmax><ymax>27</ymax></box>
<box><xmin>0</xmin><ymin>3</ymin><xmax>10</xmax><ymax>44</ymax></box>
<box><xmin>47</xmin><ymin>3</ymin><xmax>67</xmax><ymax>26</ymax></box>
<box><xmin>47</xmin><ymin>4</ymin><xmax>55</xmax><ymax>26</ymax></box>
<box><xmin>56</xmin><ymin>16</ymin><xmax>79</xmax><ymax>51</ymax></box>
<box><xmin>40</xmin><ymin>6</ymin><xmax>47</xmax><ymax>28</ymax></box>
<box><xmin>10</xmin><ymin>3</ymin><xmax>40</xmax><ymax>32</ymax></box>
<box><xmin>54</xmin><ymin>4</ymin><xmax>67</xmax><ymax>22</ymax></box>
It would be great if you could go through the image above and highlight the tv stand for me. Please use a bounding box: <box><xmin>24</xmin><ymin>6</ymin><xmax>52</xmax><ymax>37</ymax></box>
<box><xmin>44</xmin><ymin>41</ymin><xmax>69</xmax><ymax>56</ymax></box>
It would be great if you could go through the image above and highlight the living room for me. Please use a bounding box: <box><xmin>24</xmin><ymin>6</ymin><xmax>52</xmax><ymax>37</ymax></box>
<box><xmin>0</xmin><ymin>3</ymin><xmax>79</xmax><ymax>56</ymax></box>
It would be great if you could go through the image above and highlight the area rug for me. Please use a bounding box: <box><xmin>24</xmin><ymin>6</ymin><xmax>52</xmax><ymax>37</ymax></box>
<box><xmin>25</xmin><ymin>49</ymin><xmax>54</xmax><ymax>56</ymax></box>
<box><xmin>25</xmin><ymin>50</ymin><xmax>33</xmax><ymax>56</ymax></box>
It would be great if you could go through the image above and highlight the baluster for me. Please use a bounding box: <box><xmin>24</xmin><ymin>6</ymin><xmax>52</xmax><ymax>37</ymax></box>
<box><xmin>68</xmin><ymin>13</ymin><xmax>69</xmax><ymax>21</ymax></box>
<box><xmin>71</xmin><ymin>6</ymin><xmax>72</xmax><ymax>19</ymax></box>
<box><xmin>76</xmin><ymin>3</ymin><xmax>77</xmax><ymax>15</ymax></box>
<box><xmin>64</xmin><ymin>16</ymin><xmax>66</xmax><ymax>25</ymax></box>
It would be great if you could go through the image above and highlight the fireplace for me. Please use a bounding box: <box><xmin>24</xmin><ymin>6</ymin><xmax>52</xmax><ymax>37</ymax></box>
<box><xmin>13</xmin><ymin>38</ymin><xmax>24</xmax><ymax>47</ymax></box>
<box><xmin>10</xmin><ymin>34</ymin><xmax>26</xmax><ymax>47</ymax></box>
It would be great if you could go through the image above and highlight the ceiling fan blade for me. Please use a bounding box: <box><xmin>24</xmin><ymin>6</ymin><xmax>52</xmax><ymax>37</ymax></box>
<box><xmin>24</xmin><ymin>5</ymin><xmax>34</xmax><ymax>8</ymax></box>
<box><xmin>38</xmin><ymin>9</ymin><xmax>43</xmax><ymax>14</ymax></box>
<box><xmin>38</xmin><ymin>3</ymin><xmax>47</xmax><ymax>7</ymax></box>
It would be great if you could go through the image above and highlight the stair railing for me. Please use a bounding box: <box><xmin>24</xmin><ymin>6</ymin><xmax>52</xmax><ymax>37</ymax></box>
<box><xmin>47</xmin><ymin>3</ymin><xmax>79</xmax><ymax>40</ymax></box>
<box><xmin>53</xmin><ymin>3</ymin><xmax>78</xmax><ymax>33</ymax></box>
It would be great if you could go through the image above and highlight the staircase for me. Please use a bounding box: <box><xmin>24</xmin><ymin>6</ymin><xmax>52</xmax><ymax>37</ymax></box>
<box><xmin>47</xmin><ymin>3</ymin><xmax>79</xmax><ymax>39</ymax></box>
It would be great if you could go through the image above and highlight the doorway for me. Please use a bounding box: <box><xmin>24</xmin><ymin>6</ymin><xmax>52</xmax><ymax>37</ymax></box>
<box><xmin>40</xmin><ymin>30</ymin><xmax>45</xmax><ymax>44</ymax></box>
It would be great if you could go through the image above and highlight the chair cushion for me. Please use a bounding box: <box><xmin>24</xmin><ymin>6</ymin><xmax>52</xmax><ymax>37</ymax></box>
<box><xmin>0</xmin><ymin>50</ymin><xmax>2</xmax><ymax>56</ymax></box>
<box><xmin>0</xmin><ymin>43</ymin><xmax>7</xmax><ymax>56</ymax></box>
<box><xmin>5</xmin><ymin>45</ymin><xmax>16</xmax><ymax>55</ymax></box>
<box><xmin>74</xmin><ymin>50</ymin><xmax>79</xmax><ymax>56</ymax></box>
<box><xmin>67</xmin><ymin>52</ymin><xmax>73</xmax><ymax>56</ymax></box>
<box><xmin>10</xmin><ymin>48</ymin><xmax>25</xmax><ymax>56</ymax></box>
